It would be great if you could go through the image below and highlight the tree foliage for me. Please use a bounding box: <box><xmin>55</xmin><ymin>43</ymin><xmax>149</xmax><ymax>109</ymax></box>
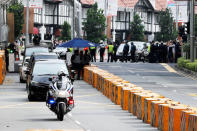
<box><xmin>7</xmin><ymin>1</ymin><xmax>24</xmax><ymax>39</ymax></box>
<box><xmin>129</xmin><ymin>14</ymin><xmax>144</xmax><ymax>41</ymax></box>
<box><xmin>60</xmin><ymin>21</ymin><xmax>71</xmax><ymax>41</ymax></box>
<box><xmin>155</xmin><ymin>8</ymin><xmax>177</xmax><ymax>42</ymax></box>
<box><xmin>83</xmin><ymin>3</ymin><xmax>106</xmax><ymax>43</ymax></box>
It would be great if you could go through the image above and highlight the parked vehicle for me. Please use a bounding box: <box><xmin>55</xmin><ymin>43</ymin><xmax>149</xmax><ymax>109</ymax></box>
<box><xmin>19</xmin><ymin>56</ymin><xmax>30</xmax><ymax>82</ymax></box>
<box><xmin>115</xmin><ymin>41</ymin><xmax>150</xmax><ymax>62</ymax></box>
<box><xmin>46</xmin><ymin>72</ymin><xmax>74</xmax><ymax>121</ymax></box>
<box><xmin>25</xmin><ymin>60</ymin><xmax>69</xmax><ymax>101</ymax></box>
<box><xmin>53</xmin><ymin>47</ymin><xmax>68</xmax><ymax>59</ymax></box>
<box><xmin>28</xmin><ymin>52</ymin><xmax>59</xmax><ymax>69</ymax></box>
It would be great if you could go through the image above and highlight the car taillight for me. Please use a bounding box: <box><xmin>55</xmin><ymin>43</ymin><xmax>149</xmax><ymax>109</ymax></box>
<box><xmin>69</xmin><ymin>99</ymin><xmax>74</xmax><ymax>105</ymax></box>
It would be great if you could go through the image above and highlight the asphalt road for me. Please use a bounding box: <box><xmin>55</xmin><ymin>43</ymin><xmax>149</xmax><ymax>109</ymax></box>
<box><xmin>0</xmin><ymin>73</ymin><xmax>158</xmax><ymax>131</ymax></box>
<box><xmin>94</xmin><ymin>62</ymin><xmax>197</xmax><ymax>107</ymax></box>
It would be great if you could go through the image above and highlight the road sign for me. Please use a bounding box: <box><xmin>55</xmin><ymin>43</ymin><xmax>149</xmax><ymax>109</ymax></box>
<box><xmin>22</xmin><ymin>0</ymin><xmax>43</xmax><ymax>8</ymax></box>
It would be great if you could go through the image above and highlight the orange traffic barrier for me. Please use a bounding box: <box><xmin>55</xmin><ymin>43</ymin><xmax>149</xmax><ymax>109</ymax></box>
<box><xmin>115</xmin><ymin>84</ymin><xmax>123</xmax><ymax>105</ymax></box>
<box><xmin>150</xmin><ymin>99</ymin><xmax>170</xmax><ymax>127</ymax></box>
<box><xmin>180</xmin><ymin>108</ymin><xmax>197</xmax><ymax>131</ymax></box>
<box><xmin>83</xmin><ymin>65</ymin><xmax>197</xmax><ymax>131</ymax></box>
<box><xmin>0</xmin><ymin>50</ymin><xmax>6</xmax><ymax>85</ymax></box>
<box><xmin>168</xmin><ymin>104</ymin><xmax>188</xmax><ymax>131</ymax></box>
<box><xmin>135</xmin><ymin>91</ymin><xmax>154</xmax><ymax>120</ymax></box>
<box><xmin>0</xmin><ymin>55</ymin><xmax>3</xmax><ymax>84</ymax></box>
<box><xmin>128</xmin><ymin>87</ymin><xmax>144</xmax><ymax>114</ymax></box>
<box><xmin>188</xmin><ymin>113</ymin><xmax>197</xmax><ymax>131</ymax></box>
<box><xmin>121</xmin><ymin>87</ymin><xmax>132</xmax><ymax>110</ymax></box>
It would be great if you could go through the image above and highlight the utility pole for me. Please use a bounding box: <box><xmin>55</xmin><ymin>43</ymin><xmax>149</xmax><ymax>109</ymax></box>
<box><xmin>176</xmin><ymin>2</ymin><xmax>179</xmax><ymax>30</ymax></box>
<box><xmin>72</xmin><ymin>0</ymin><xmax>75</xmax><ymax>39</ymax></box>
<box><xmin>104</xmin><ymin>0</ymin><xmax>108</xmax><ymax>37</ymax></box>
<box><xmin>190</xmin><ymin>0</ymin><xmax>195</xmax><ymax>62</ymax></box>
<box><xmin>25</xmin><ymin>0</ymin><xmax>30</xmax><ymax>47</ymax></box>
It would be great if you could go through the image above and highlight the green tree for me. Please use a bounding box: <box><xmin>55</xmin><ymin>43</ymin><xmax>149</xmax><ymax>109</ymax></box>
<box><xmin>155</xmin><ymin>8</ymin><xmax>177</xmax><ymax>42</ymax></box>
<box><xmin>60</xmin><ymin>21</ymin><xmax>71</xmax><ymax>41</ymax></box>
<box><xmin>129</xmin><ymin>14</ymin><xmax>144</xmax><ymax>41</ymax></box>
<box><xmin>83</xmin><ymin>3</ymin><xmax>106</xmax><ymax>43</ymax></box>
<box><xmin>7</xmin><ymin>1</ymin><xmax>24</xmax><ymax>39</ymax></box>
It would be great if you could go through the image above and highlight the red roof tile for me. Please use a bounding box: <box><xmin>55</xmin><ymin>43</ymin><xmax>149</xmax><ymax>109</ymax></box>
<box><xmin>81</xmin><ymin>0</ymin><xmax>95</xmax><ymax>5</ymax></box>
<box><xmin>155</xmin><ymin>0</ymin><xmax>167</xmax><ymax>11</ymax></box>
<box><xmin>118</xmin><ymin>0</ymin><xmax>138</xmax><ymax>8</ymax></box>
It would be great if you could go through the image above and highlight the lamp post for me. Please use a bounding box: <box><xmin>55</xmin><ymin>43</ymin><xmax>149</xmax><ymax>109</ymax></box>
<box><xmin>190</xmin><ymin>0</ymin><xmax>195</xmax><ymax>62</ymax></box>
<box><xmin>25</xmin><ymin>0</ymin><xmax>29</xmax><ymax>47</ymax></box>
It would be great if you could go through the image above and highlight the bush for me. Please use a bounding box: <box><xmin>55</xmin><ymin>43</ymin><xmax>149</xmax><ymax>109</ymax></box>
<box><xmin>177</xmin><ymin>57</ymin><xmax>190</xmax><ymax>67</ymax></box>
<box><xmin>178</xmin><ymin>57</ymin><xmax>197</xmax><ymax>72</ymax></box>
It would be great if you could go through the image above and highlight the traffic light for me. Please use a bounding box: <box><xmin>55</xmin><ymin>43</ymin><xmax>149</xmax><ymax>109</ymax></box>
<box><xmin>186</xmin><ymin>22</ymin><xmax>190</xmax><ymax>34</ymax></box>
<box><xmin>178</xmin><ymin>26</ymin><xmax>185</xmax><ymax>37</ymax></box>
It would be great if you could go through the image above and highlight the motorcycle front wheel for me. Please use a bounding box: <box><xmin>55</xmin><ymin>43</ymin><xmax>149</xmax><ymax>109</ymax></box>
<box><xmin>57</xmin><ymin>103</ymin><xmax>65</xmax><ymax>121</ymax></box>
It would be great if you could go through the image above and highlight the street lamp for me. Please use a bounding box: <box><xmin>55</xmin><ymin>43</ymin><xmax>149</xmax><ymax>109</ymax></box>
<box><xmin>190</xmin><ymin>0</ymin><xmax>195</xmax><ymax>62</ymax></box>
<box><xmin>25</xmin><ymin>0</ymin><xmax>29</xmax><ymax>47</ymax></box>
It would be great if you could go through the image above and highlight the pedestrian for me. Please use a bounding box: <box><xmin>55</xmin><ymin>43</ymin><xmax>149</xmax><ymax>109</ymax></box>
<box><xmin>168</xmin><ymin>41</ymin><xmax>174</xmax><ymax>63</ymax></box>
<box><xmin>33</xmin><ymin>34</ymin><xmax>41</xmax><ymax>45</ymax></box>
<box><xmin>130</xmin><ymin>42</ymin><xmax>136</xmax><ymax>62</ymax></box>
<box><xmin>163</xmin><ymin>43</ymin><xmax>168</xmax><ymax>63</ymax></box>
<box><xmin>83</xmin><ymin>50</ymin><xmax>91</xmax><ymax>65</ymax></box>
<box><xmin>107</xmin><ymin>42</ymin><xmax>114</xmax><ymax>62</ymax></box>
<box><xmin>175</xmin><ymin>41</ymin><xmax>181</xmax><ymax>63</ymax></box>
<box><xmin>99</xmin><ymin>40</ymin><xmax>105</xmax><ymax>62</ymax></box>
<box><xmin>158</xmin><ymin>42</ymin><xmax>164</xmax><ymax>63</ymax></box>
<box><xmin>123</xmin><ymin>40</ymin><xmax>129</xmax><ymax>62</ymax></box>
<box><xmin>89</xmin><ymin>46</ymin><xmax>96</xmax><ymax>62</ymax></box>
<box><xmin>113</xmin><ymin>42</ymin><xmax>118</xmax><ymax>62</ymax></box>
<box><xmin>71</xmin><ymin>50</ymin><xmax>81</xmax><ymax>80</ymax></box>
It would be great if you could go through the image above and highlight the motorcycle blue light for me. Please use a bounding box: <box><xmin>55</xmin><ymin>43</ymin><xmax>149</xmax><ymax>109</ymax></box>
<box><xmin>49</xmin><ymin>99</ymin><xmax>55</xmax><ymax>104</ymax></box>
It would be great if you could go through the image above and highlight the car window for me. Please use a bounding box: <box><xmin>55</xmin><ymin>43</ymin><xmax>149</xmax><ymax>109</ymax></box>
<box><xmin>35</xmin><ymin>55</ymin><xmax>58</xmax><ymax>60</ymax></box>
<box><xmin>33</xmin><ymin>62</ymin><xmax>68</xmax><ymax>75</ymax></box>
<box><xmin>25</xmin><ymin>48</ymin><xmax>49</xmax><ymax>56</ymax></box>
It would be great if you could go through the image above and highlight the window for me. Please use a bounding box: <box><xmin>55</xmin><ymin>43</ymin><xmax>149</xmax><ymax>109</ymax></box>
<box><xmin>147</xmin><ymin>12</ymin><xmax>151</xmax><ymax>23</ymax></box>
<box><xmin>154</xmin><ymin>14</ymin><xmax>159</xmax><ymax>24</ymax></box>
<box><xmin>116</xmin><ymin>11</ymin><xmax>130</xmax><ymax>22</ymax></box>
<box><xmin>116</xmin><ymin>11</ymin><xmax>124</xmax><ymax>21</ymax></box>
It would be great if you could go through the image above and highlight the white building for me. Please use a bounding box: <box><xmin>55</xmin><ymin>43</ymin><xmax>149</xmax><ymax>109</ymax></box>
<box><xmin>81</xmin><ymin>0</ymin><xmax>168</xmax><ymax>42</ymax></box>
<box><xmin>21</xmin><ymin>0</ymin><xmax>82</xmax><ymax>40</ymax></box>
<box><xmin>0</xmin><ymin>0</ymin><xmax>12</xmax><ymax>47</ymax></box>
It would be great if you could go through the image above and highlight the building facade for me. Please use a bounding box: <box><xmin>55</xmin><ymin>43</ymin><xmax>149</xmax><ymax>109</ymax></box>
<box><xmin>0</xmin><ymin>0</ymin><xmax>13</xmax><ymax>48</ymax></box>
<box><xmin>27</xmin><ymin>0</ymin><xmax>82</xmax><ymax>40</ymax></box>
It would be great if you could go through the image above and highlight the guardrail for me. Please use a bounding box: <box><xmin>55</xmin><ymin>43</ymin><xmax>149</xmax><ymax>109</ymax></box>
<box><xmin>0</xmin><ymin>50</ymin><xmax>6</xmax><ymax>84</ymax></box>
<box><xmin>83</xmin><ymin>65</ymin><xmax>197</xmax><ymax>131</ymax></box>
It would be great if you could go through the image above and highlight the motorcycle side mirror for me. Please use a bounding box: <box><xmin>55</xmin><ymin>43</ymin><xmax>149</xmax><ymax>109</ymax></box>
<box><xmin>25</xmin><ymin>70</ymin><xmax>30</xmax><ymax>75</ymax></box>
<box><xmin>48</xmin><ymin>78</ymin><xmax>53</xmax><ymax>81</ymax></box>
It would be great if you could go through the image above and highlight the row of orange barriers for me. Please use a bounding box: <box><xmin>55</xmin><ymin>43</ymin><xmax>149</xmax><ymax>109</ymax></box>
<box><xmin>84</xmin><ymin>65</ymin><xmax>197</xmax><ymax>131</ymax></box>
<box><xmin>0</xmin><ymin>50</ymin><xmax>6</xmax><ymax>84</ymax></box>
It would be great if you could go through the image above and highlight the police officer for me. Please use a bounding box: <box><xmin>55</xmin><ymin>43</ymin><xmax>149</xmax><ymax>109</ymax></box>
<box><xmin>89</xmin><ymin>46</ymin><xmax>96</xmax><ymax>62</ymax></box>
<box><xmin>107</xmin><ymin>42</ymin><xmax>114</xmax><ymax>62</ymax></box>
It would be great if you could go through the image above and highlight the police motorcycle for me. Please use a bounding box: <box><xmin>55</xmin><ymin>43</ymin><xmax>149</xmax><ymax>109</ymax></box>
<box><xmin>46</xmin><ymin>70</ymin><xmax>74</xmax><ymax>121</ymax></box>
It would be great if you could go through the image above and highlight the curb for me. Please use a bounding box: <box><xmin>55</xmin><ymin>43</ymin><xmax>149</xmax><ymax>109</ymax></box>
<box><xmin>174</xmin><ymin>65</ymin><xmax>197</xmax><ymax>79</ymax></box>
<box><xmin>83</xmin><ymin>65</ymin><xmax>197</xmax><ymax>131</ymax></box>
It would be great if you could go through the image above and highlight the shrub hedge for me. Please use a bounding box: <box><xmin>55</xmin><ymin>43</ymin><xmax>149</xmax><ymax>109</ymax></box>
<box><xmin>177</xmin><ymin>58</ymin><xmax>197</xmax><ymax>72</ymax></box>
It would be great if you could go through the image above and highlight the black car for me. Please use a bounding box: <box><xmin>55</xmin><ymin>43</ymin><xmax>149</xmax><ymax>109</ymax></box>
<box><xmin>28</xmin><ymin>52</ymin><xmax>59</xmax><ymax>69</ymax></box>
<box><xmin>26</xmin><ymin>60</ymin><xmax>69</xmax><ymax>101</ymax></box>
